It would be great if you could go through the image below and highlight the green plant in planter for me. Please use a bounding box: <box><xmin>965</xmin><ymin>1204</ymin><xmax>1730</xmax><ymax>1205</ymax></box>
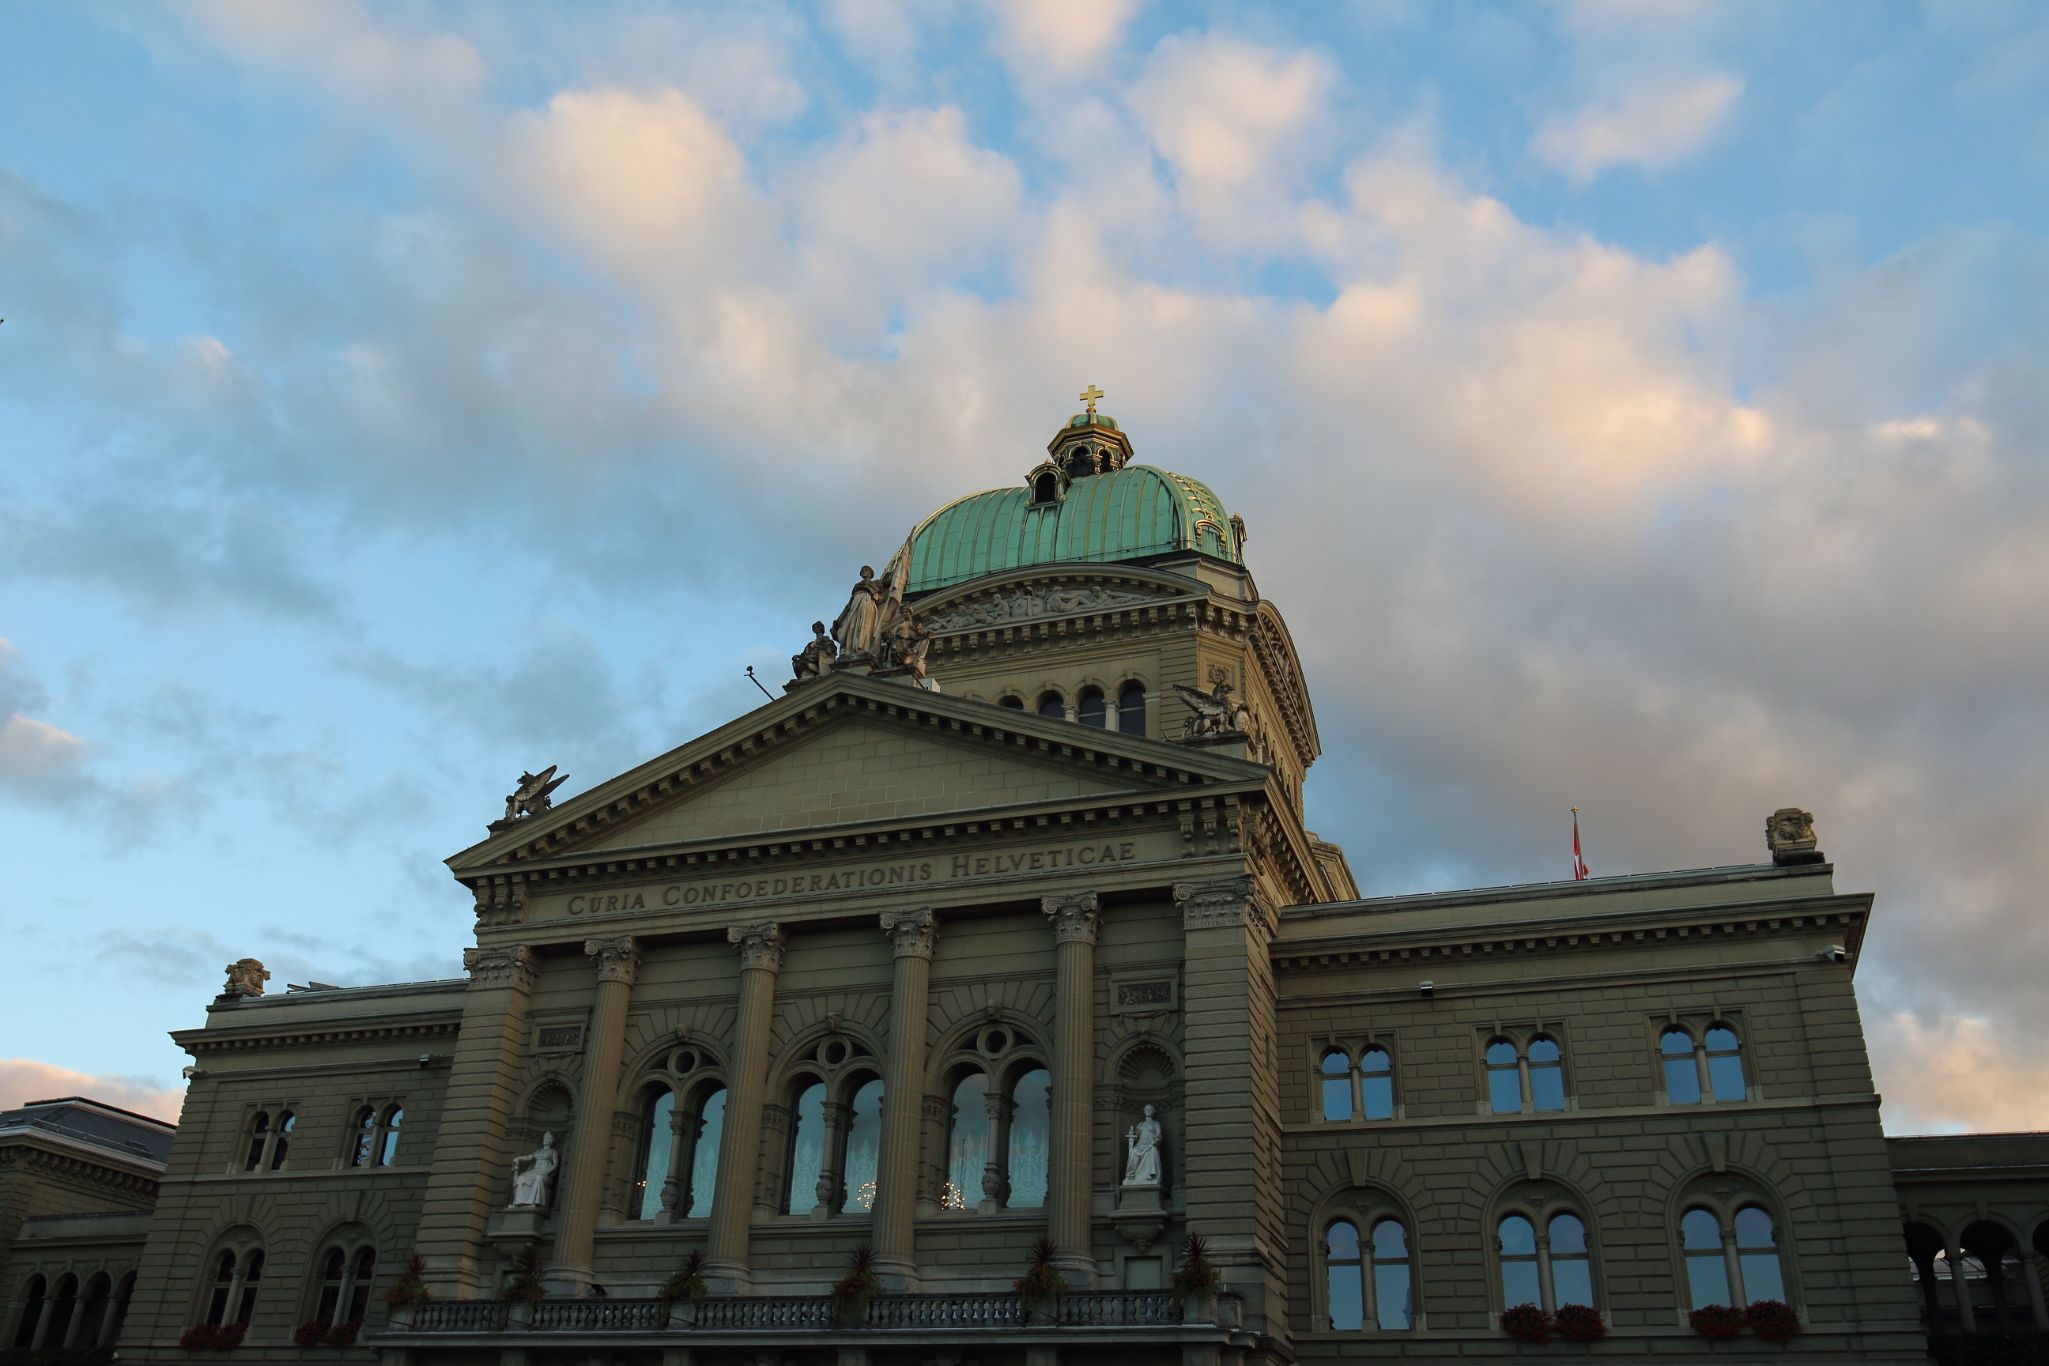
<box><xmin>658</xmin><ymin>1250</ymin><xmax>709</xmax><ymax>1311</ymax></box>
<box><xmin>831</xmin><ymin>1246</ymin><xmax>882</xmax><ymax>1329</ymax></box>
<box><xmin>1746</xmin><ymin>1299</ymin><xmax>1802</xmax><ymax>1344</ymax></box>
<box><xmin>1499</xmin><ymin>1302</ymin><xmax>1552</xmax><ymax>1343</ymax></box>
<box><xmin>1171</xmin><ymin>1234</ymin><xmax>1224</xmax><ymax>1313</ymax></box>
<box><xmin>385</xmin><ymin>1254</ymin><xmax>432</xmax><ymax>1309</ymax></box>
<box><xmin>503</xmin><ymin>1248</ymin><xmax>547</xmax><ymax>1307</ymax></box>
<box><xmin>1689</xmin><ymin>1303</ymin><xmax>1746</xmax><ymax>1341</ymax></box>
<box><xmin>1014</xmin><ymin>1237</ymin><xmax>1067</xmax><ymax>1316</ymax></box>
<box><xmin>1552</xmin><ymin>1303</ymin><xmax>1608</xmax><ymax>1343</ymax></box>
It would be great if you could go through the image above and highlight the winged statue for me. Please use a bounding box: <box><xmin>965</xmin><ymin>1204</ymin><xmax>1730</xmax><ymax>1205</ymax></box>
<box><xmin>1174</xmin><ymin>680</ymin><xmax>1251</xmax><ymax>739</ymax></box>
<box><xmin>498</xmin><ymin>766</ymin><xmax>570</xmax><ymax>826</ymax></box>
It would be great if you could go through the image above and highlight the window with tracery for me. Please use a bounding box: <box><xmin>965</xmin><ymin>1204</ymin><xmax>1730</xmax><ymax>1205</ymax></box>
<box><xmin>348</xmin><ymin>1103</ymin><xmax>405</xmax><ymax>1168</ymax></box>
<box><xmin>1681</xmin><ymin>1202</ymin><xmax>1788</xmax><ymax>1309</ymax></box>
<box><xmin>770</xmin><ymin>1034</ymin><xmax>882</xmax><ymax>1217</ymax></box>
<box><xmin>1658</xmin><ymin>1020</ymin><xmax>1748</xmax><ymax>1104</ymax></box>
<box><xmin>1495</xmin><ymin>1204</ymin><xmax>1600</xmax><ymax>1315</ymax></box>
<box><xmin>308</xmin><ymin>1237</ymin><xmax>376</xmax><ymax>1328</ymax></box>
<box><xmin>1483</xmin><ymin>1032</ymin><xmax>1568</xmax><ymax>1114</ymax></box>
<box><xmin>242</xmin><ymin>1107</ymin><xmax>294</xmax><ymax>1171</ymax></box>
<box><xmin>1318</xmin><ymin>1043</ymin><xmax>1396</xmax><ymax>1121</ymax></box>
<box><xmin>628</xmin><ymin>1045</ymin><xmax>730</xmax><ymax>1222</ymax></box>
<box><xmin>201</xmin><ymin>1236</ymin><xmax>265</xmax><ymax>1327</ymax></box>
<box><xmin>937</xmin><ymin>1022</ymin><xmax>1052</xmax><ymax>1213</ymax></box>
<box><xmin>1323</xmin><ymin>1216</ymin><xmax>1415</xmax><ymax>1331</ymax></box>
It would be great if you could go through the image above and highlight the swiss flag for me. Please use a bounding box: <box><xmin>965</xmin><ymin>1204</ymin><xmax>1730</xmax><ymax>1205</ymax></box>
<box><xmin>1572</xmin><ymin>809</ymin><xmax>1591</xmax><ymax>881</ymax></box>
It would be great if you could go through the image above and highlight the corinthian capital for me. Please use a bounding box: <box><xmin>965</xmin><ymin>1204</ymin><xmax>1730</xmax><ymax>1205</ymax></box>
<box><xmin>1042</xmin><ymin>892</ymin><xmax>1101</xmax><ymax>946</ymax></box>
<box><xmin>1174</xmin><ymin>875</ymin><xmax>1276</xmax><ymax>941</ymax></box>
<box><xmin>462</xmin><ymin>944</ymin><xmax>539</xmax><ymax>993</ymax></box>
<box><xmin>584</xmin><ymin>936</ymin><xmax>640</xmax><ymax>985</ymax></box>
<box><xmin>881</xmin><ymin>907</ymin><xmax>938</xmax><ymax>959</ymax></box>
<box><xmin>727</xmin><ymin>921</ymin><xmax>786</xmax><ymax>972</ymax></box>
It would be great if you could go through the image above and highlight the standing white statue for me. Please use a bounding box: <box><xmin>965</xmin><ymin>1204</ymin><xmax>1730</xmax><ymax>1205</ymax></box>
<box><xmin>510</xmin><ymin>1131</ymin><xmax>560</xmax><ymax>1209</ymax></box>
<box><xmin>1123</xmin><ymin>1104</ymin><xmax>1163</xmax><ymax>1187</ymax></box>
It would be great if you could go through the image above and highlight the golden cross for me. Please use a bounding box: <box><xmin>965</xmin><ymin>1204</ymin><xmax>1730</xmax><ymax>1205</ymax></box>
<box><xmin>1079</xmin><ymin>383</ymin><xmax>1104</xmax><ymax>415</ymax></box>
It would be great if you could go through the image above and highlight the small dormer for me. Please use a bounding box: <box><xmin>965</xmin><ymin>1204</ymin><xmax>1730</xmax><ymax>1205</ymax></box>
<box><xmin>1045</xmin><ymin>383</ymin><xmax>1135</xmax><ymax>485</ymax></box>
<box><xmin>1026</xmin><ymin>459</ymin><xmax>1069</xmax><ymax>507</ymax></box>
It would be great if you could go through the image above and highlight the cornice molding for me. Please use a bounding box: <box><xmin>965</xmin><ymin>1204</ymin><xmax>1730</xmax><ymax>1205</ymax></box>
<box><xmin>182</xmin><ymin>1018</ymin><xmax>461</xmax><ymax>1055</ymax></box>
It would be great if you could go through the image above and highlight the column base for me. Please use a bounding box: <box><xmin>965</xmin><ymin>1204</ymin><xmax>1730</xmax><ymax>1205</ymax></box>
<box><xmin>1051</xmin><ymin>1253</ymin><xmax>1097</xmax><ymax>1289</ymax></box>
<box><xmin>700</xmin><ymin>1261</ymin><xmax>753</xmax><ymax>1295</ymax></box>
<box><xmin>540</xmin><ymin>1263</ymin><xmax>594</xmax><ymax>1296</ymax></box>
<box><xmin>873</xmin><ymin>1255</ymin><xmax>921</xmax><ymax>1293</ymax></box>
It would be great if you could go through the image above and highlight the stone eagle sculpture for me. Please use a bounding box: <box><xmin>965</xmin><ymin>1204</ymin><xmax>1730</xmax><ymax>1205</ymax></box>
<box><xmin>1174</xmin><ymin>680</ymin><xmax>1250</xmax><ymax>738</ymax></box>
<box><xmin>494</xmin><ymin>766</ymin><xmax>569</xmax><ymax>830</ymax></box>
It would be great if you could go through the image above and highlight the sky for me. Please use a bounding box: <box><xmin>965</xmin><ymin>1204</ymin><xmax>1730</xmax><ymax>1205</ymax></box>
<box><xmin>2</xmin><ymin>0</ymin><xmax>2046</xmax><ymax>1136</ymax></box>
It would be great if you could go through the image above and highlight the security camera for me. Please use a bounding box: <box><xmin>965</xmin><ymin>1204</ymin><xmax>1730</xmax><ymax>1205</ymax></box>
<box><xmin>1418</xmin><ymin>981</ymin><xmax>1436</xmax><ymax>998</ymax></box>
<box><xmin>1817</xmin><ymin>946</ymin><xmax>1851</xmax><ymax>964</ymax></box>
<box><xmin>181</xmin><ymin>1065</ymin><xmax>199</xmax><ymax>1080</ymax></box>
<box><xmin>418</xmin><ymin>1053</ymin><xmax>434</xmax><ymax>1066</ymax></box>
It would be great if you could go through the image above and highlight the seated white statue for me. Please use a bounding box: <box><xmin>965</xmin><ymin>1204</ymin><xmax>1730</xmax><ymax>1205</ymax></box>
<box><xmin>510</xmin><ymin>1131</ymin><xmax>560</xmax><ymax>1209</ymax></box>
<box><xmin>1123</xmin><ymin>1104</ymin><xmax>1163</xmax><ymax>1187</ymax></box>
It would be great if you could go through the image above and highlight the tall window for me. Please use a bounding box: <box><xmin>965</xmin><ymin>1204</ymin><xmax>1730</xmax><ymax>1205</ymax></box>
<box><xmin>629</xmin><ymin>1046</ymin><xmax>730</xmax><ymax>1221</ymax></box>
<box><xmin>204</xmin><ymin>1242</ymin><xmax>265</xmax><ymax>1328</ymax></box>
<box><xmin>1682</xmin><ymin>1204</ymin><xmax>1787</xmax><ymax>1308</ymax></box>
<box><xmin>1497</xmin><ymin>1208</ymin><xmax>1599</xmax><ymax>1313</ymax></box>
<box><xmin>687</xmin><ymin>1088</ymin><xmax>725</xmax><ymax>1218</ymax></box>
<box><xmin>243</xmin><ymin>1112</ymin><xmax>270</xmax><ymax>1171</ymax></box>
<box><xmin>633</xmin><ymin>1090</ymin><xmax>676</xmax><ymax>1220</ymax></box>
<box><xmin>1007</xmin><ymin>1068</ymin><xmax>1051</xmax><ymax>1209</ymax></box>
<box><xmin>1319</xmin><ymin>1044</ymin><xmax>1396</xmax><ymax>1121</ymax></box>
<box><xmin>768</xmin><ymin>1036</ymin><xmax>884</xmax><ymax>1217</ymax></box>
<box><xmin>311</xmin><ymin>1242</ymin><xmax>376</xmax><ymax>1327</ymax></box>
<box><xmin>352</xmin><ymin>1108</ymin><xmax>377</xmax><ymax>1167</ymax></box>
<box><xmin>1117</xmin><ymin>681</ymin><xmax>1146</xmax><ymax>736</ymax></box>
<box><xmin>349</xmin><ymin>1104</ymin><xmax>403</xmax><ymax>1167</ymax></box>
<box><xmin>944</xmin><ymin>1072</ymin><xmax>988</xmax><ymax>1210</ymax></box>
<box><xmin>784</xmin><ymin>1081</ymin><xmax>828</xmax><ymax>1213</ymax></box>
<box><xmin>242</xmin><ymin>1108</ymin><xmax>294</xmax><ymax>1172</ymax></box>
<box><xmin>1485</xmin><ymin>1033</ymin><xmax>1568</xmax><ymax>1114</ymax></box>
<box><xmin>378</xmin><ymin>1106</ymin><xmax>402</xmax><ymax>1164</ymax></box>
<box><xmin>938</xmin><ymin>1025</ymin><xmax>1052</xmax><ymax>1213</ymax></box>
<box><xmin>841</xmin><ymin>1077</ymin><xmax>884</xmax><ymax>1213</ymax></box>
<box><xmin>1077</xmin><ymin>687</ymin><xmax>1106</xmax><ymax>727</ymax></box>
<box><xmin>1660</xmin><ymin>1021</ymin><xmax>1748</xmax><ymax>1104</ymax></box>
<box><xmin>12</xmin><ymin>1276</ymin><xmax>45</xmax><ymax>1348</ymax></box>
<box><xmin>1321</xmin><ymin>1200</ymin><xmax>1417</xmax><ymax>1333</ymax></box>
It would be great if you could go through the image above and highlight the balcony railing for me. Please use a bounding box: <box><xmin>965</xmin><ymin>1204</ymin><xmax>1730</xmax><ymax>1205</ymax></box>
<box><xmin>397</xmin><ymin>1289</ymin><xmax>1221</xmax><ymax>1335</ymax></box>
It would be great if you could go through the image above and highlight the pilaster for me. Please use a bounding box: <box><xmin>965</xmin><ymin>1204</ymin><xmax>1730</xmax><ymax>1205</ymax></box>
<box><xmin>413</xmin><ymin>944</ymin><xmax>540</xmax><ymax>1296</ymax></box>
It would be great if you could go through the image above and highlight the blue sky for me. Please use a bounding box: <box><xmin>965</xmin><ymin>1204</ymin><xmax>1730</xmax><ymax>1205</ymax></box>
<box><xmin>3</xmin><ymin>0</ymin><xmax>2047</xmax><ymax>1135</ymax></box>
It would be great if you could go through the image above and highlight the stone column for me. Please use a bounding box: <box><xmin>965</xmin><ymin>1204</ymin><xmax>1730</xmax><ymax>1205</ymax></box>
<box><xmin>2024</xmin><ymin>1252</ymin><xmax>2049</xmax><ymax>1329</ymax></box>
<box><xmin>414</xmin><ymin>944</ymin><xmax>540</xmax><ymax>1295</ymax></box>
<box><xmin>547</xmin><ymin>936</ymin><xmax>639</xmax><ymax>1293</ymax></box>
<box><xmin>915</xmin><ymin>1093</ymin><xmax>949</xmax><ymax>1218</ymax></box>
<box><xmin>705</xmin><ymin>922</ymin><xmax>786</xmax><ymax>1291</ymax></box>
<box><xmin>813</xmin><ymin>1100</ymin><xmax>849</xmax><ymax>1216</ymax></box>
<box><xmin>874</xmin><ymin>908</ymin><xmax>937</xmax><ymax>1288</ymax></box>
<box><xmin>1044</xmin><ymin>892</ymin><xmax>1101</xmax><ymax>1282</ymax></box>
<box><xmin>1947</xmin><ymin>1242</ymin><xmax>1977</xmax><ymax>1332</ymax></box>
<box><xmin>1177</xmin><ymin>876</ymin><xmax>1283</xmax><ymax>1333</ymax></box>
<box><xmin>657</xmin><ymin>1103</ymin><xmax>699</xmax><ymax>1223</ymax></box>
<box><xmin>980</xmin><ymin>1092</ymin><xmax>1016</xmax><ymax>1213</ymax></box>
<box><xmin>600</xmin><ymin>1106</ymin><xmax>640</xmax><ymax>1221</ymax></box>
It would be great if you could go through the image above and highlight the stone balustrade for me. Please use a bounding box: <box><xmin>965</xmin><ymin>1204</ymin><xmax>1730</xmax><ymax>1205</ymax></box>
<box><xmin>393</xmin><ymin>1289</ymin><xmax>1224</xmax><ymax>1335</ymax></box>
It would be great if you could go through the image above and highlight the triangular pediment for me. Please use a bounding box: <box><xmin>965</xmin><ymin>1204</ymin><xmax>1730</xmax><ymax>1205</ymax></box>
<box><xmin>448</xmin><ymin>673</ymin><xmax>1271</xmax><ymax>875</ymax></box>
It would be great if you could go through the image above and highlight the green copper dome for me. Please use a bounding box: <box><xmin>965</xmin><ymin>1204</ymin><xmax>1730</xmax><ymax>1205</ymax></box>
<box><xmin>901</xmin><ymin>464</ymin><xmax>1241</xmax><ymax>596</ymax></box>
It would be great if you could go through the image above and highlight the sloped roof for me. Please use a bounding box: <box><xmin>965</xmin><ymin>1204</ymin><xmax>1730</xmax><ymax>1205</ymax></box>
<box><xmin>0</xmin><ymin>1096</ymin><xmax>175</xmax><ymax>1167</ymax></box>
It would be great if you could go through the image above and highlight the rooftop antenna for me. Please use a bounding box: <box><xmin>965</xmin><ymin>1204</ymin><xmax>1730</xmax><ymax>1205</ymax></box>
<box><xmin>744</xmin><ymin>666</ymin><xmax>774</xmax><ymax>700</ymax></box>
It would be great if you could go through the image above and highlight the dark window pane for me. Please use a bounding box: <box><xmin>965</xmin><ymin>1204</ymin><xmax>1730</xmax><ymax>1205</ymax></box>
<box><xmin>1326</xmin><ymin>1220</ymin><xmax>1360</xmax><ymax>1258</ymax></box>
<box><xmin>1117</xmin><ymin>684</ymin><xmax>1146</xmax><ymax>735</ymax></box>
<box><xmin>841</xmin><ymin>1079</ymin><xmax>884</xmax><ymax>1213</ymax></box>
<box><xmin>1498</xmin><ymin>1215</ymin><xmax>1536</xmax><ymax>1256</ymax></box>
<box><xmin>1708</xmin><ymin>1052</ymin><xmax>1747</xmax><ymax>1102</ymax></box>
<box><xmin>1687</xmin><ymin>1252</ymin><xmax>1731</xmax><ymax>1308</ymax></box>
<box><xmin>1327</xmin><ymin>1265</ymin><xmax>1364</xmax><ymax>1331</ymax></box>
<box><xmin>1734</xmin><ymin>1207</ymin><xmax>1776</xmax><ymax>1249</ymax></box>
<box><xmin>1682</xmin><ymin>1208</ymin><xmax>1723</xmax><ymax>1250</ymax></box>
<box><xmin>1549</xmin><ymin>1214</ymin><xmax>1587</xmax><ymax>1254</ymax></box>
<box><xmin>1322</xmin><ymin>1076</ymin><xmax>1353</xmax><ymax>1122</ymax></box>
<box><xmin>945</xmin><ymin>1073</ymin><xmax>989</xmax><ymax>1210</ymax></box>
<box><xmin>1037</xmin><ymin>692</ymin><xmax>1065</xmax><ymax>719</ymax></box>
<box><xmin>1529</xmin><ymin>1065</ymin><xmax>1566</xmax><ymax>1112</ymax></box>
<box><xmin>1489</xmin><ymin>1067</ymin><xmax>1522</xmax><ymax>1114</ymax></box>
<box><xmin>1740</xmin><ymin>1252</ymin><xmax>1785</xmax><ymax>1305</ymax></box>
<box><xmin>1375</xmin><ymin>1261</ymin><xmax>1413</xmax><ymax>1330</ymax></box>
<box><xmin>1665</xmin><ymin>1055</ymin><xmax>1702</xmax><ymax>1103</ymax></box>
<box><xmin>686</xmin><ymin>1089</ymin><xmax>725</xmax><ymax>1218</ymax></box>
<box><xmin>636</xmin><ymin>1092</ymin><xmax>674</xmax><ymax>1220</ymax></box>
<box><xmin>999</xmin><ymin>696</ymin><xmax>1023</xmax><ymax>710</ymax></box>
<box><xmin>785</xmin><ymin>1082</ymin><xmax>827</xmax><ymax>1213</ymax></box>
<box><xmin>1077</xmin><ymin>690</ymin><xmax>1106</xmax><ymax>727</ymax></box>
<box><xmin>1361</xmin><ymin>1072</ymin><xmax>1395</xmax><ymax>1121</ymax></box>
<box><xmin>1553</xmin><ymin>1256</ymin><xmax>1594</xmax><ymax>1308</ymax></box>
<box><xmin>1502</xmin><ymin>1259</ymin><xmax>1541</xmax><ymax>1308</ymax></box>
<box><xmin>1372</xmin><ymin>1218</ymin><xmax>1408</xmax><ymax>1257</ymax></box>
<box><xmin>1008</xmin><ymin>1070</ymin><xmax>1051</xmax><ymax>1209</ymax></box>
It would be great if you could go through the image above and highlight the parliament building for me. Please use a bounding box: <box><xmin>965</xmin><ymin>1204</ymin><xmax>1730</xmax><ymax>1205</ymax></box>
<box><xmin>6</xmin><ymin>398</ymin><xmax>2047</xmax><ymax>1364</ymax></box>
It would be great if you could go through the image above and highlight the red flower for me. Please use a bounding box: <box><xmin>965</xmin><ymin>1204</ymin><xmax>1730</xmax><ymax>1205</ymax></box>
<box><xmin>1689</xmin><ymin>1303</ymin><xmax>1746</xmax><ymax>1340</ymax></box>
<box><xmin>1552</xmin><ymin>1303</ymin><xmax>1608</xmax><ymax>1342</ymax></box>
<box><xmin>1500</xmin><ymin>1302</ymin><xmax>1553</xmax><ymax>1343</ymax></box>
<box><xmin>1746</xmin><ymin>1299</ymin><xmax>1802</xmax><ymax>1343</ymax></box>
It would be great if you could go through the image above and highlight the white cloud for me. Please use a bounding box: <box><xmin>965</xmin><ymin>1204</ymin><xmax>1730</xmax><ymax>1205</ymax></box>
<box><xmin>1532</xmin><ymin>71</ymin><xmax>1744</xmax><ymax>182</ymax></box>
<box><xmin>1873</xmin><ymin>1013</ymin><xmax>2049</xmax><ymax>1134</ymax></box>
<box><xmin>1127</xmin><ymin>34</ymin><xmax>1338</xmax><ymax>245</ymax></box>
<box><xmin>991</xmin><ymin>0</ymin><xmax>1142</xmax><ymax>76</ymax></box>
<box><xmin>0</xmin><ymin>1058</ymin><xmax>184</xmax><ymax>1123</ymax></box>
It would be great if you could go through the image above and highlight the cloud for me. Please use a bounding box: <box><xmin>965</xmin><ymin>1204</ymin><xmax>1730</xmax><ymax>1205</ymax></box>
<box><xmin>0</xmin><ymin>639</ymin><xmax>96</xmax><ymax>805</ymax></box>
<box><xmin>1531</xmin><ymin>71</ymin><xmax>1744</xmax><ymax>181</ymax></box>
<box><xmin>1873</xmin><ymin>1013</ymin><xmax>2049</xmax><ymax>1134</ymax></box>
<box><xmin>0</xmin><ymin>1058</ymin><xmax>184</xmax><ymax>1123</ymax></box>
<box><xmin>991</xmin><ymin>0</ymin><xmax>1141</xmax><ymax>76</ymax></box>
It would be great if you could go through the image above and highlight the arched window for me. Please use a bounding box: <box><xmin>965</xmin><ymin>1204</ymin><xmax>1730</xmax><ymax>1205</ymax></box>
<box><xmin>687</xmin><ymin>1087</ymin><xmax>725</xmax><ymax>1218</ymax></box>
<box><xmin>236</xmin><ymin>1253</ymin><xmax>263</xmax><ymax>1325</ymax></box>
<box><xmin>1485</xmin><ymin>1039</ymin><xmax>1521</xmax><ymax>1114</ymax></box>
<box><xmin>1661</xmin><ymin>1028</ymin><xmax>1702</xmax><ymax>1104</ymax></box>
<box><xmin>1117</xmin><ymin>682</ymin><xmax>1146</xmax><ymax>736</ymax></box>
<box><xmin>1705</xmin><ymin>1025</ymin><xmax>1746</xmax><ymax>1101</ymax></box>
<box><xmin>1320</xmin><ymin>1049</ymin><xmax>1352</xmax><ymax>1121</ymax></box>
<box><xmin>12</xmin><ymin>1275</ymin><xmax>45</xmax><ymax>1348</ymax></box>
<box><xmin>998</xmin><ymin>695</ymin><xmax>1024</xmax><ymax>710</ymax></box>
<box><xmin>1326</xmin><ymin>1220</ymin><xmax>1364</xmax><ymax>1329</ymax></box>
<box><xmin>632</xmin><ymin>1089</ymin><xmax>676</xmax><ymax>1221</ymax></box>
<box><xmin>1497</xmin><ymin>1205</ymin><xmax>1599</xmax><ymax>1313</ymax></box>
<box><xmin>1036</xmin><ymin>691</ymin><xmax>1065</xmax><ymax>720</ymax></box>
<box><xmin>1486</xmin><ymin>1033</ymin><xmax>1568</xmax><ymax>1113</ymax></box>
<box><xmin>42</xmin><ymin>1276</ymin><xmax>77</xmax><ymax>1353</ymax></box>
<box><xmin>377</xmin><ymin>1106</ymin><xmax>403</xmax><ymax>1165</ymax></box>
<box><xmin>1033</xmin><ymin>472</ymin><xmax>1059</xmax><ymax>504</ymax></box>
<box><xmin>203</xmin><ymin>1240</ymin><xmax>265</xmax><ymax>1328</ymax></box>
<box><xmin>1681</xmin><ymin>1203</ymin><xmax>1787</xmax><ymax>1310</ymax></box>
<box><xmin>1077</xmin><ymin>687</ymin><xmax>1106</xmax><ymax>727</ymax></box>
<box><xmin>1007</xmin><ymin>1068</ymin><xmax>1051</xmax><ymax>1209</ymax></box>
<box><xmin>1360</xmin><ymin>1047</ymin><xmax>1395</xmax><ymax>1120</ymax></box>
<box><xmin>307</xmin><ymin>1241</ymin><xmax>377</xmax><ymax>1328</ymax></box>
<box><xmin>244</xmin><ymin>1111</ymin><xmax>271</xmax><ymax>1171</ymax></box>
<box><xmin>76</xmin><ymin>1273</ymin><xmax>113</xmax><ymax>1351</ymax></box>
<box><xmin>841</xmin><ymin>1077</ymin><xmax>885</xmax><ymax>1213</ymax></box>
<box><xmin>270</xmin><ymin>1111</ymin><xmax>295</xmax><ymax>1170</ymax></box>
<box><xmin>314</xmin><ymin>1248</ymin><xmax>347</xmax><ymax>1324</ymax></box>
<box><xmin>206</xmin><ymin>1253</ymin><xmax>236</xmax><ymax>1326</ymax></box>
<box><xmin>784</xmin><ymin>1080</ymin><xmax>827</xmax><ymax>1214</ymax></box>
<box><xmin>1316</xmin><ymin>1189</ymin><xmax>1419</xmax><ymax>1332</ymax></box>
<box><xmin>351</xmin><ymin>1108</ymin><xmax>377</xmax><ymax>1167</ymax></box>
<box><xmin>944</xmin><ymin>1072</ymin><xmax>989</xmax><ymax>1210</ymax></box>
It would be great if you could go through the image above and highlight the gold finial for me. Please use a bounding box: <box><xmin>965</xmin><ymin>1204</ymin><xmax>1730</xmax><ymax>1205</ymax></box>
<box><xmin>1079</xmin><ymin>383</ymin><xmax>1104</xmax><ymax>415</ymax></box>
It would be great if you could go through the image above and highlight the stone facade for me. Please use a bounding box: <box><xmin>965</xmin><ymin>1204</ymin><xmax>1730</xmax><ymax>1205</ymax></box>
<box><xmin>6</xmin><ymin>405</ymin><xmax>2047</xmax><ymax>1364</ymax></box>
